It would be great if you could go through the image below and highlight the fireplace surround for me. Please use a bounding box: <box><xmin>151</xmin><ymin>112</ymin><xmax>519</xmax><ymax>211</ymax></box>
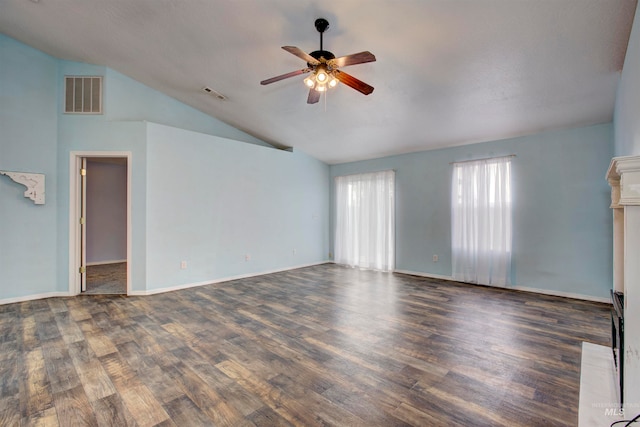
<box><xmin>607</xmin><ymin>155</ymin><xmax>640</xmax><ymax>409</ymax></box>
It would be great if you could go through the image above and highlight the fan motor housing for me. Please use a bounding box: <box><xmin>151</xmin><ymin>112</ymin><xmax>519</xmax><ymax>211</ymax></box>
<box><xmin>308</xmin><ymin>50</ymin><xmax>335</xmax><ymax>67</ymax></box>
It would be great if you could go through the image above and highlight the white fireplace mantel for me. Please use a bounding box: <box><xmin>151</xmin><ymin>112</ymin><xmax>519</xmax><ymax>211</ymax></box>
<box><xmin>607</xmin><ymin>155</ymin><xmax>640</xmax><ymax>408</ymax></box>
<box><xmin>607</xmin><ymin>156</ymin><xmax>640</xmax><ymax>206</ymax></box>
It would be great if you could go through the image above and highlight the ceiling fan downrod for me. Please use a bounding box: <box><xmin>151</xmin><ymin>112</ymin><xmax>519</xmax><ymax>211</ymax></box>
<box><xmin>315</xmin><ymin>18</ymin><xmax>329</xmax><ymax>52</ymax></box>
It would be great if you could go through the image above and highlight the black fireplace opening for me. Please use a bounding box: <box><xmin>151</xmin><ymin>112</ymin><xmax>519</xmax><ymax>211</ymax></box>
<box><xmin>611</xmin><ymin>290</ymin><xmax>624</xmax><ymax>407</ymax></box>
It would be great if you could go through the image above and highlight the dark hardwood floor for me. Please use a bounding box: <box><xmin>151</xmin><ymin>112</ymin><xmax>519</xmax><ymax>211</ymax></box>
<box><xmin>0</xmin><ymin>263</ymin><xmax>610</xmax><ymax>426</ymax></box>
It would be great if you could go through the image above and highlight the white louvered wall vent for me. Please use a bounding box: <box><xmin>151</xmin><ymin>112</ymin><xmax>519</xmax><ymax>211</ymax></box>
<box><xmin>64</xmin><ymin>76</ymin><xmax>103</xmax><ymax>114</ymax></box>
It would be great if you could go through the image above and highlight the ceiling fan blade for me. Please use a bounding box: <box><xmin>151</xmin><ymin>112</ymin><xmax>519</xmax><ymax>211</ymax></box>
<box><xmin>333</xmin><ymin>70</ymin><xmax>374</xmax><ymax>95</ymax></box>
<box><xmin>282</xmin><ymin>46</ymin><xmax>320</xmax><ymax>65</ymax></box>
<box><xmin>260</xmin><ymin>68</ymin><xmax>311</xmax><ymax>85</ymax></box>
<box><xmin>307</xmin><ymin>88</ymin><xmax>321</xmax><ymax>104</ymax></box>
<box><xmin>328</xmin><ymin>51</ymin><xmax>376</xmax><ymax>68</ymax></box>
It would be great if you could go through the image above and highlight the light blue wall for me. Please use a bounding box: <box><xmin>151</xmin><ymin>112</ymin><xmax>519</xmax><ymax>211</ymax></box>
<box><xmin>105</xmin><ymin>68</ymin><xmax>272</xmax><ymax>148</ymax></box>
<box><xmin>57</xmin><ymin>119</ymin><xmax>148</xmax><ymax>292</ymax></box>
<box><xmin>56</xmin><ymin>60</ymin><xmax>150</xmax><ymax>292</ymax></box>
<box><xmin>0</xmin><ymin>32</ymin><xmax>617</xmax><ymax>302</ymax></box>
<box><xmin>331</xmin><ymin>123</ymin><xmax>613</xmax><ymax>300</ymax></box>
<box><xmin>145</xmin><ymin>123</ymin><xmax>329</xmax><ymax>290</ymax></box>
<box><xmin>615</xmin><ymin>3</ymin><xmax>640</xmax><ymax>157</ymax></box>
<box><xmin>1</xmin><ymin>34</ymin><xmax>329</xmax><ymax>299</ymax></box>
<box><xmin>0</xmin><ymin>35</ymin><xmax>59</xmax><ymax>299</ymax></box>
<box><xmin>56</xmin><ymin>59</ymin><xmax>329</xmax><ymax>294</ymax></box>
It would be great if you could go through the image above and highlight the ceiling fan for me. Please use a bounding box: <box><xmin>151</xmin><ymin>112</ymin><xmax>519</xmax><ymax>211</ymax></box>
<box><xmin>260</xmin><ymin>18</ymin><xmax>376</xmax><ymax>104</ymax></box>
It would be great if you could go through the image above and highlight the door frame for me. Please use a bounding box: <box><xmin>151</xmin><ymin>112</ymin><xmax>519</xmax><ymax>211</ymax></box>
<box><xmin>69</xmin><ymin>151</ymin><xmax>132</xmax><ymax>295</ymax></box>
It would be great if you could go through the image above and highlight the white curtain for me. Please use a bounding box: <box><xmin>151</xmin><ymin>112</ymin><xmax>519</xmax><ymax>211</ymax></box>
<box><xmin>451</xmin><ymin>157</ymin><xmax>512</xmax><ymax>286</ymax></box>
<box><xmin>335</xmin><ymin>170</ymin><xmax>395</xmax><ymax>271</ymax></box>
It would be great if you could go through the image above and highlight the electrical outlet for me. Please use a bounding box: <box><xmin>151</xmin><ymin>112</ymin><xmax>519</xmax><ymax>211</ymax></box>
<box><xmin>329</xmin><ymin>252</ymin><xmax>333</xmax><ymax>259</ymax></box>
<box><xmin>180</xmin><ymin>261</ymin><xmax>187</xmax><ymax>269</ymax></box>
<box><xmin>432</xmin><ymin>255</ymin><xmax>438</xmax><ymax>262</ymax></box>
<box><xmin>245</xmin><ymin>253</ymin><xmax>251</xmax><ymax>262</ymax></box>
<box><xmin>293</xmin><ymin>248</ymin><xmax>297</xmax><ymax>255</ymax></box>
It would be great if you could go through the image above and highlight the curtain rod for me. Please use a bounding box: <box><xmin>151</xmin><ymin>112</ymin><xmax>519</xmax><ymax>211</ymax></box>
<box><xmin>450</xmin><ymin>154</ymin><xmax>516</xmax><ymax>165</ymax></box>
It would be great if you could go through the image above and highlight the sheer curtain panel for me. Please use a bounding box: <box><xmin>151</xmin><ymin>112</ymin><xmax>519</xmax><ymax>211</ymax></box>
<box><xmin>335</xmin><ymin>170</ymin><xmax>395</xmax><ymax>271</ymax></box>
<box><xmin>451</xmin><ymin>157</ymin><xmax>512</xmax><ymax>286</ymax></box>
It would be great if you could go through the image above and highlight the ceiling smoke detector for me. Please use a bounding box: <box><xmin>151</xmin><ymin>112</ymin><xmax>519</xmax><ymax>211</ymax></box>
<box><xmin>202</xmin><ymin>86</ymin><xmax>226</xmax><ymax>100</ymax></box>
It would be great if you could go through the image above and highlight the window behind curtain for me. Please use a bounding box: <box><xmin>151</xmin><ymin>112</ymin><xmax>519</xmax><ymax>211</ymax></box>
<box><xmin>335</xmin><ymin>170</ymin><xmax>395</xmax><ymax>271</ymax></box>
<box><xmin>451</xmin><ymin>157</ymin><xmax>512</xmax><ymax>286</ymax></box>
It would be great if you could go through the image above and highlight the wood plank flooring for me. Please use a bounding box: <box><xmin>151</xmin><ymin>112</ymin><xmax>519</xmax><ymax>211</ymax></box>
<box><xmin>0</xmin><ymin>264</ymin><xmax>611</xmax><ymax>426</ymax></box>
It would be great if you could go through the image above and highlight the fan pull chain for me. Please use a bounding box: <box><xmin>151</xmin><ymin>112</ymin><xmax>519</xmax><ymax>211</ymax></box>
<box><xmin>324</xmin><ymin>88</ymin><xmax>327</xmax><ymax>112</ymax></box>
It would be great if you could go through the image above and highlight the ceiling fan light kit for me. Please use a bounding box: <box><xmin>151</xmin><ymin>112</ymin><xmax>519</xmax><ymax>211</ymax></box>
<box><xmin>260</xmin><ymin>18</ymin><xmax>376</xmax><ymax>104</ymax></box>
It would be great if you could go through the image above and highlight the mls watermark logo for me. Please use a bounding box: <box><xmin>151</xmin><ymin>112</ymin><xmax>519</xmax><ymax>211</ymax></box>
<box><xmin>592</xmin><ymin>402</ymin><xmax>625</xmax><ymax>419</ymax></box>
<box><xmin>594</xmin><ymin>402</ymin><xmax>640</xmax><ymax>421</ymax></box>
<box><xmin>604</xmin><ymin>407</ymin><xmax>624</xmax><ymax>417</ymax></box>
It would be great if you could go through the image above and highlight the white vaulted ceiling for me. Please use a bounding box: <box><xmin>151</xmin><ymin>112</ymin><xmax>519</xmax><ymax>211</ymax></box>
<box><xmin>0</xmin><ymin>0</ymin><xmax>636</xmax><ymax>164</ymax></box>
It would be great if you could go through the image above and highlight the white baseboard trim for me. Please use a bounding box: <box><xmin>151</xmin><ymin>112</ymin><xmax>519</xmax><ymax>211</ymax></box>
<box><xmin>129</xmin><ymin>261</ymin><xmax>331</xmax><ymax>296</ymax></box>
<box><xmin>0</xmin><ymin>291</ymin><xmax>71</xmax><ymax>305</ymax></box>
<box><xmin>394</xmin><ymin>269</ymin><xmax>610</xmax><ymax>303</ymax></box>
<box><xmin>1</xmin><ymin>263</ymin><xmax>609</xmax><ymax>305</ymax></box>
<box><xmin>510</xmin><ymin>285</ymin><xmax>610</xmax><ymax>304</ymax></box>
<box><xmin>394</xmin><ymin>269</ymin><xmax>454</xmax><ymax>281</ymax></box>
<box><xmin>86</xmin><ymin>259</ymin><xmax>127</xmax><ymax>266</ymax></box>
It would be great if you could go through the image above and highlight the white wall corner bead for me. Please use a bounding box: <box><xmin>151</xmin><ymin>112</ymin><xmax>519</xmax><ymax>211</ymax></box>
<box><xmin>0</xmin><ymin>171</ymin><xmax>45</xmax><ymax>205</ymax></box>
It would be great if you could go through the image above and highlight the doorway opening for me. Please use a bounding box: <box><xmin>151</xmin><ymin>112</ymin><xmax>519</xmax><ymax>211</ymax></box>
<box><xmin>69</xmin><ymin>152</ymin><xmax>131</xmax><ymax>296</ymax></box>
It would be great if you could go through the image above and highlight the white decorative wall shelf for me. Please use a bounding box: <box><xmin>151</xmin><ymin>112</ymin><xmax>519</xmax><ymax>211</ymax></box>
<box><xmin>0</xmin><ymin>171</ymin><xmax>45</xmax><ymax>205</ymax></box>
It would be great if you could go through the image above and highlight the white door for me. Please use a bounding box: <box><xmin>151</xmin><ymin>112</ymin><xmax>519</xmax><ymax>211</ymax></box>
<box><xmin>70</xmin><ymin>151</ymin><xmax>131</xmax><ymax>296</ymax></box>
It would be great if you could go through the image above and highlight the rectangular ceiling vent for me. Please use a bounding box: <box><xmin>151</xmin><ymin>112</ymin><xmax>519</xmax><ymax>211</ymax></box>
<box><xmin>202</xmin><ymin>86</ymin><xmax>227</xmax><ymax>100</ymax></box>
<box><xmin>64</xmin><ymin>76</ymin><xmax>103</xmax><ymax>114</ymax></box>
